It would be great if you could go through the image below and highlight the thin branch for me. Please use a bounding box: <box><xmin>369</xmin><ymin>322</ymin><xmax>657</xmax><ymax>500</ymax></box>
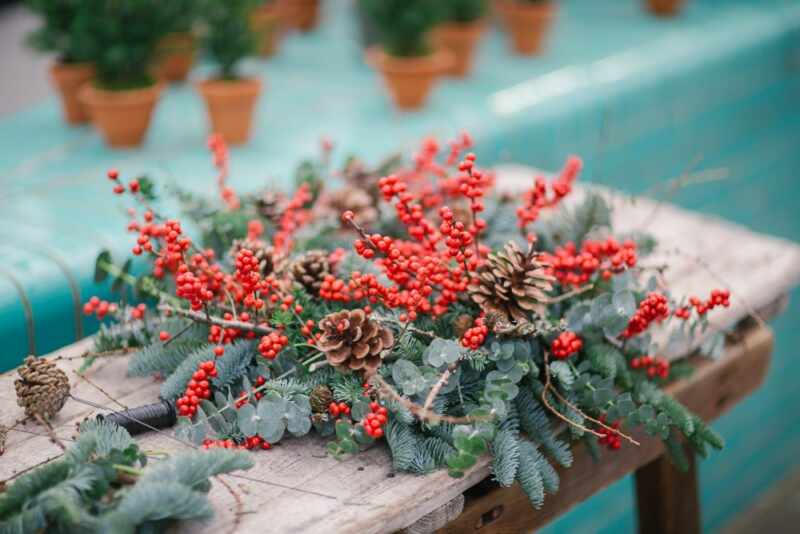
<box><xmin>422</xmin><ymin>361</ymin><xmax>460</xmax><ymax>412</ymax></box>
<box><xmin>371</xmin><ymin>374</ymin><xmax>493</xmax><ymax>425</ymax></box>
<box><xmin>73</xmin><ymin>370</ymin><xmax>128</xmax><ymax>410</ymax></box>
<box><xmin>543</xmin><ymin>284</ymin><xmax>594</xmax><ymax>304</ymax></box>
<box><xmin>217</xmin><ymin>475</ymin><xmax>245</xmax><ymax>534</ymax></box>
<box><xmin>159</xmin><ymin>305</ymin><xmax>276</xmax><ymax>335</ymax></box>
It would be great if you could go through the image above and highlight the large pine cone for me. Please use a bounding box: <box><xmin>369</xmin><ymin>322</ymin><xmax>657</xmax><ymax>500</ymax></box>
<box><xmin>325</xmin><ymin>186</ymin><xmax>378</xmax><ymax>228</ymax></box>
<box><xmin>468</xmin><ymin>241</ymin><xmax>555</xmax><ymax>323</ymax></box>
<box><xmin>309</xmin><ymin>385</ymin><xmax>333</xmax><ymax>414</ymax></box>
<box><xmin>229</xmin><ymin>239</ymin><xmax>278</xmax><ymax>277</ymax></box>
<box><xmin>290</xmin><ymin>250</ymin><xmax>332</xmax><ymax>296</ymax></box>
<box><xmin>318</xmin><ymin>309</ymin><xmax>394</xmax><ymax>373</ymax></box>
<box><xmin>256</xmin><ymin>190</ymin><xmax>286</xmax><ymax>223</ymax></box>
<box><xmin>15</xmin><ymin>356</ymin><xmax>70</xmax><ymax>420</ymax></box>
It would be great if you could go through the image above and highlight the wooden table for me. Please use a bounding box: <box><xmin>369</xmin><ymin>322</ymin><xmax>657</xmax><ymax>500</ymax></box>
<box><xmin>2</xmin><ymin>188</ymin><xmax>799</xmax><ymax>534</ymax></box>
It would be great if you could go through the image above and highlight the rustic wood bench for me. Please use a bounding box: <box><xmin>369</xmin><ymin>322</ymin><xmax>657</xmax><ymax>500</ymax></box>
<box><xmin>2</xmin><ymin>187</ymin><xmax>799</xmax><ymax>534</ymax></box>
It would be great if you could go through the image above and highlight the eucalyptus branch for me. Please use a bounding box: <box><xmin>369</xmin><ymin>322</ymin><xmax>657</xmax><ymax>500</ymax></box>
<box><xmin>371</xmin><ymin>374</ymin><xmax>493</xmax><ymax>425</ymax></box>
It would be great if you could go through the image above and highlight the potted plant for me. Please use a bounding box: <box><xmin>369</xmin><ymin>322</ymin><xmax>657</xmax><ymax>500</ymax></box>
<box><xmin>250</xmin><ymin>0</ymin><xmax>285</xmax><ymax>58</ymax></box>
<box><xmin>25</xmin><ymin>0</ymin><xmax>94</xmax><ymax>125</ymax></box>
<box><xmin>198</xmin><ymin>0</ymin><xmax>261</xmax><ymax>145</ymax></box>
<box><xmin>645</xmin><ymin>0</ymin><xmax>685</xmax><ymax>16</ymax></box>
<box><xmin>496</xmin><ymin>0</ymin><xmax>556</xmax><ymax>56</ymax></box>
<box><xmin>281</xmin><ymin>0</ymin><xmax>321</xmax><ymax>32</ymax></box>
<box><xmin>78</xmin><ymin>0</ymin><xmax>171</xmax><ymax>147</ymax></box>
<box><xmin>433</xmin><ymin>0</ymin><xmax>488</xmax><ymax>77</ymax></box>
<box><xmin>361</xmin><ymin>0</ymin><xmax>448</xmax><ymax>111</ymax></box>
<box><xmin>155</xmin><ymin>0</ymin><xmax>199</xmax><ymax>82</ymax></box>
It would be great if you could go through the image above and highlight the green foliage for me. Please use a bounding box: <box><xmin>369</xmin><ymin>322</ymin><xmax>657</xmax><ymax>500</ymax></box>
<box><xmin>439</xmin><ymin>0</ymin><xmax>487</xmax><ymax>23</ymax></box>
<box><xmin>202</xmin><ymin>0</ymin><xmax>257</xmax><ymax>79</ymax></box>
<box><xmin>491</xmin><ymin>427</ymin><xmax>520</xmax><ymax>486</ymax></box>
<box><xmin>0</xmin><ymin>422</ymin><xmax>251</xmax><ymax>533</ymax></box>
<box><xmin>79</xmin><ymin>0</ymin><xmax>177</xmax><ymax>90</ymax></box>
<box><xmin>24</xmin><ymin>0</ymin><xmax>93</xmax><ymax>62</ymax></box>
<box><xmin>360</xmin><ymin>0</ymin><xmax>439</xmax><ymax>57</ymax></box>
<box><xmin>516</xmin><ymin>441</ymin><xmax>545</xmax><ymax>508</ymax></box>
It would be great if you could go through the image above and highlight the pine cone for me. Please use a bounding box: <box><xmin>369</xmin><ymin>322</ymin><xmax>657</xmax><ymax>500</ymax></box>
<box><xmin>325</xmin><ymin>186</ymin><xmax>378</xmax><ymax>228</ymax></box>
<box><xmin>309</xmin><ymin>385</ymin><xmax>333</xmax><ymax>414</ymax></box>
<box><xmin>318</xmin><ymin>309</ymin><xmax>394</xmax><ymax>373</ymax></box>
<box><xmin>453</xmin><ymin>314</ymin><xmax>474</xmax><ymax>338</ymax></box>
<box><xmin>468</xmin><ymin>241</ymin><xmax>555</xmax><ymax>323</ymax></box>
<box><xmin>15</xmin><ymin>356</ymin><xmax>70</xmax><ymax>421</ymax></box>
<box><xmin>0</xmin><ymin>424</ymin><xmax>6</xmax><ymax>456</ymax></box>
<box><xmin>256</xmin><ymin>190</ymin><xmax>286</xmax><ymax>222</ymax></box>
<box><xmin>229</xmin><ymin>239</ymin><xmax>278</xmax><ymax>277</ymax></box>
<box><xmin>290</xmin><ymin>250</ymin><xmax>332</xmax><ymax>296</ymax></box>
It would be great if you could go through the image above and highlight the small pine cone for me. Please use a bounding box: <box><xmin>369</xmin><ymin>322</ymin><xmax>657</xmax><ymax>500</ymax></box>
<box><xmin>290</xmin><ymin>250</ymin><xmax>332</xmax><ymax>296</ymax></box>
<box><xmin>318</xmin><ymin>309</ymin><xmax>394</xmax><ymax>373</ymax></box>
<box><xmin>229</xmin><ymin>239</ymin><xmax>278</xmax><ymax>277</ymax></box>
<box><xmin>0</xmin><ymin>424</ymin><xmax>6</xmax><ymax>455</ymax></box>
<box><xmin>468</xmin><ymin>241</ymin><xmax>555</xmax><ymax>323</ymax></box>
<box><xmin>325</xmin><ymin>186</ymin><xmax>378</xmax><ymax>228</ymax></box>
<box><xmin>309</xmin><ymin>385</ymin><xmax>333</xmax><ymax>414</ymax></box>
<box><xmin>257</xmin><ymin>190</ymin><xmax>286</xmax><ymax>222</ymax></box>
<box><xmin>15</xmin><ymin>356</ymin><xmax>70</xmax><ymax>421</ymax></box>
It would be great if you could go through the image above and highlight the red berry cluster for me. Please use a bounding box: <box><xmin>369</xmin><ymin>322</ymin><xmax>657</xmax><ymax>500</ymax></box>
<box><xmin>258</xmin><ymin>331</ymin><xmax>289</xmax><ymax>360</ymax></box>
<box><xmin>551</xmin><ymin>331</ymin><xmax>583</xmax><ymax>359</ymax></box>
<box><xmin>541</xmin><ymin>238</ymin><xmax>637</xmax><ymax>288</ymax></box>
<box><xmin>202</xmin><ymin>436</ymin><xmax>272</xmax><ymax>451</ymax></box>
<box><xmin>597</xmin><ymin>415</ymin><xmax>622</xmax><ymax>450</ymax></box>
<box><xmin>439</xmin><ymin>206</ymin><xmax>479</xmax><ymax>269</ymax></box>
<box><xmin>362</xmin><ymin>402</ymin><xmax>388</xmax><ymax>439</ymax></box>
<box><xmin>130</xmin><ymin>303</ymin><xmax>147</xmax><ymax>320</ymax></box>
<box><xmin>461</xmin><ymin>314</ymin><xmax>489</xmax><ymax>349</ymax></box>
<box><xmin>621</xmin><ymin>292</ymin><xmax>669</xmax><ymax>339</ymax></box>
<box><xmin>234</xmin><ymin>248</ymin><xmax>262</xmax><ymax>296</ymax></box>
<box><xmin>328</xmin><ymin>401</ymin><xmax>351</xmax><ymax>418</ymax></box>
<box><xmin>516</xmin><ymin>156</ymin><xmax>582</xmax><ymax>231</ymax></box>
<box><xmin>208</xmin><ymin>134</ymin><xmax>240</xmax><ymax>211</ymax></box>
<box><xmin>631</xmin><ymin>355</ymin><xmax>670</xmax><ymax>379</ymax></box>
<box><xmin>273</xmin><ymin>183</ymin><xmax>312</xmax><ymax>253</ymax></box>
<box><xmin>675</xmin><ymin>289</ymin><xmax>731</xmax><ymax>319</ymax></box>
<box><xmin>176</xmin><ymin>361</ymin><xmax>217</xmax><ymax>417</ymax></box>
<box><xmin>83</xmin><ymin>296</ymin><xmax>117</xmax><ymax>320</ymax></box>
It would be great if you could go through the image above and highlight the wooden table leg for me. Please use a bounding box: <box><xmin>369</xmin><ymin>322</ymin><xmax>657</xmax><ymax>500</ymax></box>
<box><xmin>634</xmin><ymin>446</ymin><xmax>700</xmax><ymax>534</ymax></box>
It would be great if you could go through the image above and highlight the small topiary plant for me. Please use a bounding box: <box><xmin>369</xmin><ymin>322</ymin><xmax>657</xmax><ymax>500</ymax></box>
<box><xmin>24</xmin><ymin>0</ymin><xmax>92</xmax><ymax>64</ymax></box>
<box><xmin>359</xmin><ymin>0</ymin><xmax>439</xmax><ymax>57</ymax></box>
<box><xmin>81</xmin><ymin>0</ymin><xmax>175</xmax><ymax>90</ymax></box>
<box><xmin>440</xmin><ymin>0</ymin><xmax>487</xmax><ymax>23</ymax></box>
<box><xmin>202</xmin><ymin>0</ymin><xmax>258</xmax><ymax>80</ymax></box>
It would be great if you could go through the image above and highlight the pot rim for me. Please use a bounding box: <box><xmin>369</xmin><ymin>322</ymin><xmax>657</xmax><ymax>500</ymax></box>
<box><xmin>79</xmin><ymin>82</ymin><xmax>162</xmax><ymax>106</ymax></box>
<box><xmin>197</xmin><ymin>77</ymin><xmax>263</xmax><ymax>96</ymax></box>
<box><xmin>366</xmin><ymin>47</ymin><xmax>453</xmax><ymax>75</ymax></box>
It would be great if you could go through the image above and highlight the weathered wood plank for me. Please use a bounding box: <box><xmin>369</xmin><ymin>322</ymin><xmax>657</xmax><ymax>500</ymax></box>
<box><xmin>635</xmin><ymin>445</ymin><xmax>701</xmax><ymax>534</ymax></box>
<box><xmin>436</xmin><ymin>324</ymin><xmax>773</xmax><ymax>534</ymax></box>
<box><xmin>1</xmin><ymin>179</ymin><xmax>798</xmax><ymax>533</ymax></box>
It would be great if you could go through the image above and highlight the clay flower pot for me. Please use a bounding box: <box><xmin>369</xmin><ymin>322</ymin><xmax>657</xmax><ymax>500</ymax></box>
<box><xmin>250</xmin><ymin>4</ymin><xmax>285</xmax><ymax>57</ymax></box>
<box><xmin>646</xmin><ymin>0</ymin><xmax>685</xmax><ymax>16</ymax></box>
<box><xmin>498</xmin><ymin>0</ymin><xmax>556</xmax><ymax>56</ymax></box>
<box><xmin>197</xmin><ymin>78</ymin><xmax>261</xmax><ymax>145</ymax></box>
<box><xmin>432</xmin><ymin>22</ymin><xmax>485</xmax><ymax>77</ymax></box>
<box><xmin>155</xmin><ymin>32</ymin><xmax>196</xmax><ymax>82</ymax></box>
<box><xmin>283</xmin><ymin>0</ymin><xmax>320</xmax><ymax>32</ymax></box>
<box><xmin>50</xmin><ymin>62</ymin><xmax>95</xmax><ymax>125</ymax></box>
<box><xmin>367</xmin><ymin>48</ymin><xmax>450</xmax><ymax>111</ymax></box>
<box><xmin>80</xmin><ymin>83</ymin><xmax>162</xmax><ymax>148</ymax></box>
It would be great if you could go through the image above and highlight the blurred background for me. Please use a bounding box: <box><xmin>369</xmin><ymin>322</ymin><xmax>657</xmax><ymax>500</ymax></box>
<box><xmin>0</xmin><ymin>0</ymin><xmax>798</xmax><ymax>532</ymax></box>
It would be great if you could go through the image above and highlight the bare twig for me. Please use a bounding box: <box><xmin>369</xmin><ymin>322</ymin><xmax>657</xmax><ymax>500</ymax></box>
<box><xmin>543</xmin><ymin>284</ymin><xmax>594</xmax><ymax>304</ymax></box>
<box><xmin>159</xmin><ymin>305</ymin><xmax>276</xmax><ymax>335</ymax></box>
<box><xmin>72</xmin><ymin>370</ymin><xmax>128</xmax><ymax>410</ymax></box>
<box><xmin>217</xmin><ymin>475</ymin><xmax>245</xmax><ymax>534</ymax></box>
<box><xmin>371</xmin><ymin>374</ymin><xmax>493</xmax><ymax>425</ymax></box>
<box><xmin>33</xmin><ymin>414</ymin><xmax>66</xmax><ymax>452</ymax></box>
<box><xmin>422</xmin><ymin>361</ymin><xmax>460</xmax><ymax>412</ymax></box>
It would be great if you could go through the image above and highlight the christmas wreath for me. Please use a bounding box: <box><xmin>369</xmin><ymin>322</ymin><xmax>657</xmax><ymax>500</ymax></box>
<box><xmin>85</xmin><ymin>133</ymin><xmax>728</xmax><ymax>509</ymax></box>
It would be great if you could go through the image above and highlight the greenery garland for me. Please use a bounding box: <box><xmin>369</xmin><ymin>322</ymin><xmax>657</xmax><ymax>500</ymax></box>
<box><xmin>84</xmin><ymin>134</ymin><xmax>729</xmax><ymax>510</ymax></box>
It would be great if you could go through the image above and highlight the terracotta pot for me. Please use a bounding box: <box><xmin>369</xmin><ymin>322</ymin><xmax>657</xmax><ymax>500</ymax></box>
<box><xmin>646</xmin><ymin>0</ymin><xmax>685</xmax><ymax>16</ymax></box>
<box><xmin>250</xmin><ymin>5</ymin><xmax>284</xmax><ymax>57</ymax></box>
<box><xmin>50</xmin><ymin>62</ymin><xmax>94</xmax><ymax>125</ymax></box>
<box><xmin>197</xmin><ymin>78</ymin><xmax>261</xmax><ymax>145</ymax></box>
<box><xmin>367</xmin><ymin>48</ymin><xmax>450</xmax><ymax>111</ymax></box>
<box><xmin>432</xmin><ymin>21</ymin><xmax>485</xmax><ymax>77</ymax></box>
<box><xmin>498</xmin><ymin>1</ymin><xmax>556</xmax><ymax>56</ymax></box>
<box><xmin>283</xmin><ymin>0</ymin><xmax>320</xmax><ymax>32</ymax></box>
<box><xmin>155</xmin><ymin>32</ymin><xmax>196</xmax><ymax>82</ymax></box>
<box><xmin>80</xmin><ymin>83</ymin><xmax>161</xmax><ymax>148</ymax></box>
